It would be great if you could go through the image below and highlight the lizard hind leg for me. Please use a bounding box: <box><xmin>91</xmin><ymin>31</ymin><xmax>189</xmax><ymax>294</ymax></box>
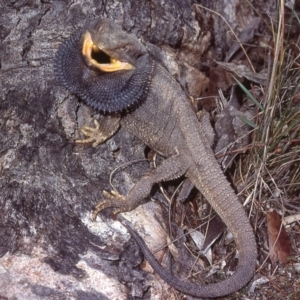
<box><xmin>76</xmin><ymin>115</ymin><xmax>121</xmax><ymax>147</ymax></box>
<box><xmin>92</xmin><ymin>190</ymin><xmax>126</xmax><ymax>220</ymax></box>
<box><xmin>92</xmin><ymin>153</ymin><xmax>190</xmax><ymax>219</ymax></box>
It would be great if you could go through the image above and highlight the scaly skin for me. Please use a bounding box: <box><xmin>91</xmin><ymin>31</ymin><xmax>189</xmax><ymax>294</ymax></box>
<box><xmin>55</xmin><ymin>19</ymin><xmax>257</xmax><ymax>298</ymax></box>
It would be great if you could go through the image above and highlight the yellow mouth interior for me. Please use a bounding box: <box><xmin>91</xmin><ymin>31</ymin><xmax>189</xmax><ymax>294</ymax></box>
<box><xmin>82</xmin><ymin>32</ymin><xmax>133</xmax><ymax>72</ymax></box>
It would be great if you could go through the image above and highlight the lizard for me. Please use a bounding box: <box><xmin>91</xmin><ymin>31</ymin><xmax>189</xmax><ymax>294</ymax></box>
<box><xmin>54</xmin><ymin>18</ymin><xmax>257</xmax><ymax>298</ymax></box>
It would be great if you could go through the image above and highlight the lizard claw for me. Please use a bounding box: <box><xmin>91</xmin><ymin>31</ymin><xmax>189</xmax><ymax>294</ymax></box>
<box><xmin>76</xmin><ymin>120</ymin><xmax>108</xmax><ymax>147</ymax></box>
<box><xmin>92</xmin><ymin>190</ymin><xmax>126</xmax><ymax>220</ymax></box>
<box><xmin>103</xmin><ymin>190</ymin><xmax>125</xmax><ymax>200</ymax></box>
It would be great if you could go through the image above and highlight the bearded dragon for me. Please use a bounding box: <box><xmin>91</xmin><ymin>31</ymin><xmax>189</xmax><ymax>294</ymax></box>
<box><xmin>54</xmin><ymin>18</ymin><xmax>256</xmax><ymax>298</ymax></box>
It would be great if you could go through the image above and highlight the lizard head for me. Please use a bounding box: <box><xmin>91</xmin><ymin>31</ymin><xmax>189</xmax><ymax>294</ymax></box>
<box><xmin>55</xmin><ymin>19</ymin><xmax>154</xmax><ymax>113</ymax></box>
<box><xmin>82</xmin><ymin>19</ymin><xmax>146</xmax><ymax>72</ymax></box>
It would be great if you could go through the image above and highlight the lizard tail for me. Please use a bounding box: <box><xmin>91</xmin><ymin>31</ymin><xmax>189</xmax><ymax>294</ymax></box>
<box><xmin>121</xmin><ymin>165</ymin><xmax>257</xmax><ymax>298</ymax></box>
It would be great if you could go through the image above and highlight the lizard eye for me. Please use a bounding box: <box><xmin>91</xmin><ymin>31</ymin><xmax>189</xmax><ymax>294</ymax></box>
<box><xmin>120</xmin><ymin>44</ymin><xmax>129</xmax><ymax>51</ymax></box>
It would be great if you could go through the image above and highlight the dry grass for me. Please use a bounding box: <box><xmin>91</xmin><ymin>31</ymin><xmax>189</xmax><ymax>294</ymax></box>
<box><xmin>237</xmin><ymin>0</ymin><xmax>300</xmax><ymax>211</ymax></box>
<box><xmin>233</xmin><ymin>0</ymin><xmax>300</xmax><ymax>297</ymax></box>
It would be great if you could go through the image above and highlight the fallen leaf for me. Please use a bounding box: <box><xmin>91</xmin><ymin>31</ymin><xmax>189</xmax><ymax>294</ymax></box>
<box><xmin>266</xmin><ymin>211</ymin><xmax>292</xmax><ymax>265</ymax></box>
<box><xmin>216</xmin><ymin>61</ymin><xmax>267</xmax><ymax>85</ymax></box>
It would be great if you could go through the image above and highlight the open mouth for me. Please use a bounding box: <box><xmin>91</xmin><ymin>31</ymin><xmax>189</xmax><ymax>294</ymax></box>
<box><xmin>82</xmin><ymin>32</ymin><xmax>133</xmax><ymax>72</ymax></box>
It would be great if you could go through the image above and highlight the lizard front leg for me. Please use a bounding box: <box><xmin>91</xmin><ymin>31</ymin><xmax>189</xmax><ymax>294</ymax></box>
<box><xmin>93</xmin><ymin>153</ymin><xmax>190</xmax><ymax>219</ymax></box>
<box><xmin>76</xmin><ymin>115</ymin><xmax>121</xmax><ymax>147</ymax></box>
